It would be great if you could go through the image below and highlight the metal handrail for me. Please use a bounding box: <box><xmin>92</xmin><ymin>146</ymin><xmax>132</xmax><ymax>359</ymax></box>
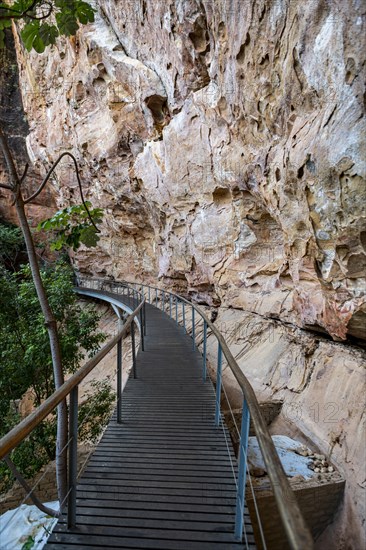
<box><xmin>0</xmin><ymin>302</ymin><xmax>143</xmax><ymax>458</ymax></box>
<box><xmin>123</xmin><ymin>280</ymin><xmax>313</xmax><ymax>550</ymax></box>
<box><xmin>0</xmin><ymin>296</ymin><xmax>145</xmax><ymax>527</ymax></box>
<box><xmin>0</xmin><ymin>275</ymin><xmax>313</xmax><ymax>548</ymax></box>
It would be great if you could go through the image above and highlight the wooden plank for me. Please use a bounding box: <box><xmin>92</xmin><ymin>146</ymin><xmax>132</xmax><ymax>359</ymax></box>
<box><xmin>46</xmin><ymin>536</ymin><xmax>247</xmax><ymax>549</ymax></box>
<box><xmin>73</xmin><ymin>498</ymin><xmax>238</xmax><ymax>514</ymax></box>
<box><xmin>78</xmin><ymin>492</ymin><xmax>236</xmax><ymax>506</ymax></box>
<box><xmin>56</xmin><ymin>514</ymin><xmax>235</xmax><ymax>531</ymax></box>
<box><xmin>45</xmin><ymin>299</ymin><xmax>253</xmax><ymax>549</ymax></box>
<box><xmin>74</xmin><ymin>492</ymin><xmax>237</xmax><ymax>506</ymax></box>
<box><xmin>67</xmin><ymin>505</ymin><xmax>239</xmax><ymax>522</ymax></box>
<box><xmin>49</xmin><ymin>523</ymin><xmax>248</xmax><ymax>543</ymax></box>
<box><xmin>87</xmin><ymin>458</ymin><xmax>236</xmax><ymax>468</ymax></box>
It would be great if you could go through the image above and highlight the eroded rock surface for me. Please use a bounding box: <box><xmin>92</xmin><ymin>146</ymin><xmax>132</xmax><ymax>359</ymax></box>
<box><xmin>11</xmin><ymin>0</ymin><xmax>365</xmax><ymax>341</ymax></box>
<box><xmin>200</xmin><ymin>306</ymin><xmax>365</xmax><ymax>548</ymax></box>
<box><xmin>2</xmin><ymin>0</ymin><xmax>365</xmax><ymax>547</ymax></box>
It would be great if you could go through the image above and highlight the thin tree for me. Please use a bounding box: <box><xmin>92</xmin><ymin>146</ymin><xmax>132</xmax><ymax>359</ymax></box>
<box><xmin>0</xmin><ymin>0</ymin><xmax>96</xmax><ymax>507</ymax></box>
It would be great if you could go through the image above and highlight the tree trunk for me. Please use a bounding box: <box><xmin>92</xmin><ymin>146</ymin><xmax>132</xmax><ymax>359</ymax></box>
<box><xmin>0</xmin><ymin>126</ymin><xmax>68</xmax><ymax>506</ymax></box>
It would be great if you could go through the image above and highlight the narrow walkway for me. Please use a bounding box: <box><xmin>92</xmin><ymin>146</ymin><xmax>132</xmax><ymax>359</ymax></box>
<box><xmin>46</xmin><ymin>293</ymin><xmax>255</xmax><ymax>549</ymax></box>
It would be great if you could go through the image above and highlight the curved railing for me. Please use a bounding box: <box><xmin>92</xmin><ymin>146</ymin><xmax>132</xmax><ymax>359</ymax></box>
<box><xmin>0</xmin><ymin>275</ymin><xmax>313</xmax><ymax>548</ymax></box>
<box><xmin>0</xmin><ymin>287</ymin><xmax>145</xmax><ymax>528</ymax></box>
<box><xmin>78</xmin><ymin>276</ymin><xmax>313</xmax><ymax>549</ymax></box>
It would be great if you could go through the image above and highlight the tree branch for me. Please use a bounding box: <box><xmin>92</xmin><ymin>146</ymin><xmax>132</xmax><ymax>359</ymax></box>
<box><xmin>0</xmin><ymin>1</ymin><xmax>53</xmax><ymax>21</ymax></box>
<box><xmin>24</xmin><ymin>151</ymin><xmax>100</xmax><ymax>233</ymax></box>
<box><xmin>0</xmin><ymin>125</ymin><xmax>69</xmax><ymax>503</ymax></box>
<box><xmin>0</xmin><ymin>126</ymin><xmax>19</xmax><ymax>190</ymax></box>
<box><xmin>4</xmin><ymin>455</ymin><xmax>60</xmax><ymax>518</ymax></box>
<box><xmin>20</xmin><ymin>162</ymin><xmax>29</xmax><ymax>183</ymax></box>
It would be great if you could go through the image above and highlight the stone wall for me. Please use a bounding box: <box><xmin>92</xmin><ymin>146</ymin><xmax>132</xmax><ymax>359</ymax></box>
<box><xmin>0</xmin><ymin>29</ymin><xmax>55</xmax><ymax>228</ymax></box>
<box><xmin>178</xmin><ymin>303</ymin><xmax>365</xmax><ymax>547</ymax></box>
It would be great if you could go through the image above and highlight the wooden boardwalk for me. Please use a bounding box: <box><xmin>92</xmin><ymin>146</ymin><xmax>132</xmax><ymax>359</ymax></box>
<box><xmin>46</xmin><ymin>293</ymin><xmax>255</xmax><ymax>549</ymax></box>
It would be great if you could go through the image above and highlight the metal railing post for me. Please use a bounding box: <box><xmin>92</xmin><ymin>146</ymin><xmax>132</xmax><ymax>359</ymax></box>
<box><xmin>144</xmin><ymin>302</ymin><xmax>147</xmax><ymax>335</ymax></box>
<box><xmin>68</xmin><ymin>386</ymin><xmax>78</xmax><ymax>528</ymax></box>
<box><xmin>162</xmin><ymin>291</ymin><xmax>165</xmax><ymax>312</ymax></box>
<box><xmin>148</xmin><ymin>286</ymin><xmax>151</xmax><ymax>303</ymax></box>
<box><xmin>1</xmin><ymin>277</ymin><xmax>314</xmax><ymax>550</ymax></box>
<box><xmin>117</xmin><ymin>338</ymin><xmax>122</xmax><ymax>423</ymax></box>
<box><xmin>155</xmin><ymin>288</ymin><xmax>158</xmax><ymax>307</ymax></box>
<box><xmin>175</xmin><ymin>298</ymin><xmax>178</xmax><ymax>323</ymax></box>
<box><xmin>140</xmin><ymin>308</ymin><xmax>145</xmax><ymax>351</ymax></box>
<box><xmin>131</xmin><ymin>321</ymin><xmax>137</xmax><ymax>378</ymax></box>
<box><xmin>203</xmin><ymin>320</ymin><xmax>207</xmax><ymax>381</ymax></box>
<box><xmin>183</xmin><ymin>302</ymin><xmax>186</xmax><ymax>332</ymax></box>
<box><xmin>169</xmin><ymin>294</ymin><xmax>172</xmax><ymax>318</ymax></box>
<box><xmin>235</xmin><ymin>398</ymin><xmax>251</xmax><ymax>540</ymax></box>
<box><xmin>192</xmin><ymin>307</ymin><xmax>195</xmax><ymax>350</ymax></box>
<box><xmin>215</xmin><ymin>343</ymin><xmax>222</xmax><ymax>426</ymax></box>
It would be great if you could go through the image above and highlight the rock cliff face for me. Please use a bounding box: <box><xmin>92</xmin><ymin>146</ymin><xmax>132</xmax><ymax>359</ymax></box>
<box><xmin>201</xmin><ymin>306</ymin><xmax>365</xmax><ymax>549</ymax></box>
<box><xmin>0</xmin><ymin>30</ymin><xmax>55</xmax><ymax>227</ymax></box>
<box><xmin>3</xmin><ymin>0</ymin><xmax>365</xmax><ymax>546</ymax></box>
<box><xmin>12</xmin><ymin>0</ymin><xmax>366</xmax><ymax>342</ymax></box>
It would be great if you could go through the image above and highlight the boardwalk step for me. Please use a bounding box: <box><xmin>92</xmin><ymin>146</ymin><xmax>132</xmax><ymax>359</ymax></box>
<box><xmin>45</xmin><ymin>293</ymin><xmax>255</xmax><ymax>549</ymax></box>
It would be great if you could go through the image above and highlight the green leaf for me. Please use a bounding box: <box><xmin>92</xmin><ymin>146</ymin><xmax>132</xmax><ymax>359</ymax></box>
<box><xmin>0</xmin><ymin>256</ymin><xmax>107</xmax><ymax>493</ymax></box>
<box><xmin>51</xmin><ymin>238</ymin><xmax>64</xmax><ymax>251</ymax></box>
<box><xmin>56</xmin><ymin>11</ymin><xmax>79</xmax><ymax>36</ymax></box>
<box><xmin>21</xmin><ymin>20</ymin><xmax>46</xmax><ymax>52</ymax></box>
<box><xmin>74</xmin><ymin>1</ymin><xmax>95</xmax><ymax>24</ymax></box>
<box><xmin>37</xmin><ymin>219</ymin><xmax>53</xmax><ymax>231</ymax></box>
<box><xmin>0</xmin><ymin>17</ymin><xmax>12</xmax><ymax>30</ymax></box>
<box><xmin>80</xmin><ymin>226</ymin><xmax>99</xmax><ymax>248</ymax></box>
<box><xmin>54</xmin><ymin>0</ymin><xmax>76</xmax><ymax>10</ymax></box>
<box><xmin>0</xmin><ymin>1</ymin><xmax>94</xmax><ymax>50</ymax></box>
<box><xmin>21</xmin><ymin>535</ymin><xmax>35</xmax><ymax>550</ymax></box>
<box><xmin>37</xmin><ymin>202</ymin><xmax>103</xmax><ymax>251</ymax></box>
<box><xmin>12</xmin><ymin>0</ymin><xmax>34</xmax><ymax>13</ymax></box>
<box><xmin>38</xmin><ymin>23</ymin><xmax>59</xmax><ymax>47</ymax></box>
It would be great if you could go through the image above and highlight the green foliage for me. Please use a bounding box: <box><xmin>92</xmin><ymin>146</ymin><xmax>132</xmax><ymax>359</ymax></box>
<box><xmin>0</xmin><ymin>221</ymin><xmax>25</xmax><ymax>270</ymax></box>
<box><xmin>0</xmin><ymin>0</ymin><xmax>95</xmax><ymax>52</ymax></box>
<box><xmin>37</xmin><ymin>201</ymin><xmax>103</xmax><ymax>251</ymax></box>
<box><xmin>78</xmin><ymin>378</ymin><xmax>116</xmax><ymax>443</ymax></box>
<box><xmin>22</xmin><ymin>536</ymin><xmax>35</xmax><ymax>550</ymax></box>
<box><xmin>0</xmin><ymin>260</ymin><xmax>114</xmax><ymax>490</ymax></box>
<box><xmin>0</xmin><ymin>13</ymin><xmax>12</xmax><ymax>48</ymax></box>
